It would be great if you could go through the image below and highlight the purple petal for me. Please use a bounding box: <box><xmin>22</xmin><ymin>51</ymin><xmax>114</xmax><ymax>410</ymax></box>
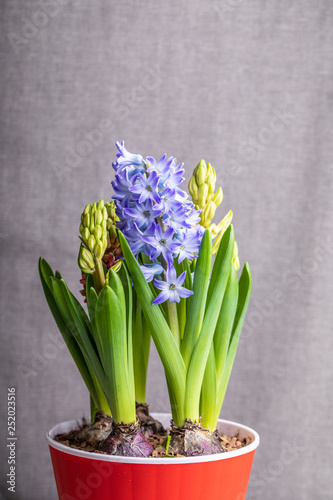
<box><xmin>177</xmin><ymin>288</ymin><xmax>194</xmax><ymax>299</ymax></box>
<box><xmin>169</xmin><ymin>289</ymin><xmax>181</xmax><ymax>303</ymax></box>
<box><xmin>166</xmin><ymin>265</ymin><xmax>177</xmax><ymax>283</ymax></box>
<box><xmin>153</xmin><ymin>278</ymin><xmax>169</xmax><ymax>291</ymax></box>
<box><xmin>153</xmin><ymin>290</ymin><xmax>170</xmax><ymax>305</ymax></box>
<box><xmin>175</xmin><ymin>271</ymin><xmax>186</xmax><ymax>287</ymax></box>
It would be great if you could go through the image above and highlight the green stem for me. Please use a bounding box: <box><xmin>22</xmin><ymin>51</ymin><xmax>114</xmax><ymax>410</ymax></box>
<box><xmin>92</xmin><ymin>259</ymin><xmax>105</xmax><ymax>294</ymax></box>
<box><xmin>165</xmin><ymin>301</ymin><xmax>180</xmax><ymax>347</ymax></box>
<box><xmin>177</xmin><ymin>298</ymin><xmax>186</xmax><ymax>340</ymax></box>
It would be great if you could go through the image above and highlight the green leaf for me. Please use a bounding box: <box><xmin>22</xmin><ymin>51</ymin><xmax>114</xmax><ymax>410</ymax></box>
<box><xmin>216</xmin><ymin>263</ymin><xmax>252</xmax><ymax>417</ymax></box>
<box><xmin>214</xmin><ymin>265</ymin><xmax>239</xmax><ymax>386</ymax></box>
<box><xmin>118</xmin><ymin>231</ymin><xmax>186</xmax><ymax>426</ymax></box>
<box><xmin>184</xmin><ymin>226</ymin><xmax>234</xmax><ymax>422</ymax></box>
<box><xmin>133</xmin><ymin>297</ymin><xmax>151</xmax><ymax>404</ymax></box>
<box><xmin>95</xmin><ymin>286</ymin><xmax>135</xmax><ymax>423</ymax></box>
<box><xmin>181</xmin><ymin>230</ymin><xmax>212</xmax><ymax>368</ymax></box>
<box><xmin>118</xmin><ymin>264</ymin><xmax>135</xmax><ymax>406</ymax></box>
<box><xmin>51</xmin><ymin>277</ymin><xmax>106</xmax><ymax>393</ymax></box>
<box><xmin>38</xmin><ymin>258</ymin><xmax>102</xmax><ymax>407</ymax></box>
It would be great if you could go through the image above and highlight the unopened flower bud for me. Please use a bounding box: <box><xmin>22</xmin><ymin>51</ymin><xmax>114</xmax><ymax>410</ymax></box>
<box><xmin>207</xmin><ymin>163</ymin><xmax>216</xmax><ymax>181</ymax></box>
<box><xmin>212</xmin><ymin>186</ymin><xmax>223</xmax><ymax>207</ymax></box>
<box><xmin>97</xmin><ymin>199</ymin><xmax>104</xmax><ymax>210</ymax></box>
<box><xmin>95</xmin><ymin>210</ymin><xmax>103</xmax><ymax>226</ymax></box>
<box><xmin>195</xmin><ymin>160</ymin><xmax>207</xmax><ymax>186</ymax></box>
<box><xmin>88</xmin><ymin>235</ymin><xmax>96</xmax><ymax>253</ymax></box>
<box><xmin>94</xmin><ymin>241</ymin><xmax>104</xmax><ymax>260</ymax></box>
<box><xmin>201</xmin><ymin>201</ymin><xmax>216</xmax><ymax>228</ymax></box>
<box><xmin>207</xmin><ymin>174</ymin><xmax>216</xmax><ymax>195</ymax></box>
<box><xmin>198</xmin><ymin>183</ymin><xmax>209</xmax><ymax>207</ymax></box>
<box><xmin>82</xmin><ymin>227</ymin><xmax>90</xmax><ymax>244</ymax></box>
<box><xmin>78</xmin><ymin>244</ymin><xmax>95</xmax><ymax>274</ymax></box>
<box><xmin>211</xmin><ymin>211</ymin><xmax>233</xmax><ymax>254</ymax></box>
<box><xmin>94</xmin><ymin>225</ymin><xmax>102</xmax><ymax>242</ymax></box>
<box><xmin>188</xmin><ymin>176</ymin><xmax>199</xmax><ymax>201</ymax></box>
<box><xmin>112</xmin><ymin>259</ymin><xmax>122</xmax><ymax>272</ymax></box>
<box><xmin>83</xmin><ymin>213</ymin><xmax>90</xmax><ymax>227</ymax></box>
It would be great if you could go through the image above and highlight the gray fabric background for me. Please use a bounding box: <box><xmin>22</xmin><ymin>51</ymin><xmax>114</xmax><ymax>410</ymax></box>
<box><xmin>1</xmin><ymin>1</ymin><xmax>332</xmax><ymax>499</ymax></box>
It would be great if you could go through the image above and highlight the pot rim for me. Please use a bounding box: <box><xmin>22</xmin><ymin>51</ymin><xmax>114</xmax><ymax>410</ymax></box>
<box><xmin>47</xmin><ymin>412</ymin><xmax>260</xmax><ymax>465</ymax></box>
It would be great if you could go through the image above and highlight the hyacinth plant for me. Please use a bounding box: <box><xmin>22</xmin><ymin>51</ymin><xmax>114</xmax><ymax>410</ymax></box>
<box><xmin>39</xmin><ymin>141</ymin><xmax>251</xmax><ymax>457</ymax></box>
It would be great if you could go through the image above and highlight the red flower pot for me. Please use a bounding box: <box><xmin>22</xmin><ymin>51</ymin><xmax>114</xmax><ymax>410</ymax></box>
<box><xmin>47</xmin><ymin>413</ymin><xmax>259</xmax><ymax>500</ymax></box>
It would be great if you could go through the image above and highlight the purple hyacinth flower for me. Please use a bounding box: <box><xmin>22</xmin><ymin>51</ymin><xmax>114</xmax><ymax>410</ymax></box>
<box><xmin>112</xmin><ymin>141</ymin><xmax>144</xmax><ymax>170</ymax></box>
<box><xmin>153</xmin><ymin>265</ymin><xmax>193</xmax><ymax>305</ymax></box>
<box><xmin>140</xmin><ymin>262</ymin><xmax>164</xmax><ymax>283</ymax></box>
<box><xmin>123</xmin><ymin>199</ymin><xmax>162</xmax><ymax>229</ymax></box>
<box><xmin>154</xmin><ymin>188</ymin><xmax>183</xmax><ymax>215</ymax></box>
<box><xmin>112</xmin><ymin>169</ymin><xmax>136</xmax><ymax>206</ymax></box>
<box><xmin>174</xmin><ymin>230</ymin><xmax>201</xmax><ymax>263</ymax></box>
<box><xmin>165</xmin><ymin>162</ymin><xmax>185</xmax><ymax>189</ymax></box>
<box><xmin>146</xmin><ymin>154</ymin><xmax>175</xmax><ymax>182</ymax></box>
<box><xmin>129</xmin><ymin>171</ymin><xmax>161</xmax><ymax>204</ymax></box>
<box><xmin>185</xmin><ymin>203</ymin><xmax>202</xmax><ymax>226</ymax></box>
<box><xmin>142</xmin><ymin>225</ymin><xmax>175</xmax><ymax>262</ymax></box>
<box><xmin>129</xmin><ymin>222</ymin><xmax>158</xmax><ymax>256</ymax></box>
<box><xmin>165</xmin><ymin>206</ymin><xmax>193</xmax><ymax>232</ymax></box>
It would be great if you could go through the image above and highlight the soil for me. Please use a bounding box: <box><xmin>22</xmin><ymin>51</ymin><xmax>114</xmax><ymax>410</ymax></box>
<box><xmin>54</xmin><ymin>415</ymin><xmax>253</xmax><ymax>458</ymax></box>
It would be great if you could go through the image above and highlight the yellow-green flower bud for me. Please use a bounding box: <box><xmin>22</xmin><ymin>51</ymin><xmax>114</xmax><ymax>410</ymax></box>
<box><xmin>78</xmin><ymin>244</ymin><xmax>95</xmax><ymax>274</ymax></box>
<box><xmin>195</xmin><ymin>161</ymin><xmax>207</xmax><ymax>186</ymax></box>
<box><xmin>201</xmin><ymin>201</ymin><xmax>216</xmax><ymax>228</ymax></box>
<box><xmin>94</xmin><ymin>225</ymin><xmax>102</xmax><ymax>242</ymax></box>
<box><xmin>206</xmin><ymin>175</ymin><xmax>215</xmax><ymax>195</ymax></box>
<box><xmin>188</xmin><ymin>176</ymin><xmax>199</xmax><ymax>201</ymax></box>
<box><xmin>212</xmin><ymin>186</ymin><xmax>223</xmax><ymax>207</ymax></box>
<box><xmin>97</xmin><ymin>199</ymin><xmax>104</xmax><ymax>210</ymax></box>
<box><xmin>207</xmin><ymin>163</ymin><xmax>216</xmax><ymax>181</ymax></box>
<box><xmin>211</xmin><ymin>210</ymin><xmax>233</xmax><ymax>254</ymax></box>
<box><xmin>102</xmin><ymin>206</ymin><xmax>108</xmax><ymax>221</ymax></box>
<box><xmin>94</xmin><ymin>241</ymin><xmax>104</xmax><ymax>260</ymax></box>
<box><xmin>105</xmin><ymin>201</ymin><xmax>120</xmax><ymax>254</ymax></box>
<box><xmin>88</xmin><ymin>235</ymin><xmax>96</xmax><ymax>253</ymax></box>
<box><xmin>198</xmin><ymin>183</ymin><xmax>209</xmax><ymax>207</ymax></box>
<box><xmin>82</xmin><ymin>227</ymin><xmax>90</xmax><ymax>244</ymax></box>
<box><xmin>95</xmin><ymin>210</ymin><xmax>103</xmax><ymax>226</ymax></box>
<box><xmin>83</xmin><ymin>213</ymin><xmax>90</xmax><ymax>227</ymax></box>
